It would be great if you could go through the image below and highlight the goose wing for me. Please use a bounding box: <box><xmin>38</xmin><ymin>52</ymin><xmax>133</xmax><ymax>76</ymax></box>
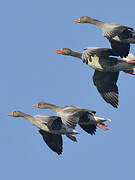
<box><xmin>93</xmin><ymin>70</ymin><xmax>119</xmax><ymax>108</ymax></box>
<box><xmin>58</xmin><ymin>107</ymin><xmax>81</xmax><ymax>129</ymax></box>
<box><xmin>103</xmin><ymin>25</ymin><xmax>133</xmax><ymax>39</ymax></box>
<box><xmin>79</xmin><ymin>124</ymin><xmax>96</xmax><ymax>135</ymax></box>
<box><xmin>104</xmin><ymin>26</ymin><xmax>132</xmax><ymax>57</ymax></box>
<box><xmin>39</xmin><ymin>130</ymin><xmax>63</xmax><ymax>155</ymax></box>
<box><xmin>109</xmin><ymin>40</ymin><xmax>130</xmax><ymax>57</ymax></box>
<box><xmin>59</xmin><ymin>107</ymin><xmax>96</xmax><ymax>129</ymax></box>
<box><xmin>60</xmin><ymin>113</ymin><xmax>79</xmax><ymax>129</ymax></box>
<box><xmin>88</xmin><ymin>110</ymin><xmax>96</xmax><ymax>114</ymax></box>
<box><xmin>34</xmin><ymin>114</ymin><xmax>62</xmax><ymax>131</ymax></box>
<box><xmin>67</xmin><ymin>109</ymin><xmax>97</xmax><ymax>135</ymax></box>
<box><xmin>82</xmin><ymin>47</ymin><xmax>115</xmax><ymax>60</ymax></box>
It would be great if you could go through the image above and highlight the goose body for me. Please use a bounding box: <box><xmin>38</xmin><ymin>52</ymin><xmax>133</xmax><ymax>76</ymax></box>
<box><xmin>82</xmin><ymin>47</ymin><xmax>135</xmax><ymax>72</ymax></box>
<box><xmin>8</xmin><ymin>111</ymin><xmax>78</xmax><ymax>155</ymax></box>
<box><xmin>57</xmin><ymin>48</ymin><xmax>135</xmax><ymax>107</ymax></box>
<box><xmin>33</xmin><ymin>114</ymin><xmax>78</xmax><ymax>135</ymax></box>
<box><xmin>75</xmin><ymin>16</ymin><xmax>135</xmax><ymax>57</ymax></box>
<box><xmin>33</xmin><ymin>102</ymin><xmax>111</xmax><ymax>135</ymax></box>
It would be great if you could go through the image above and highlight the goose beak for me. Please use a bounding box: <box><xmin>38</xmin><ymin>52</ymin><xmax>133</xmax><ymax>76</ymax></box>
<box><xmin>56</xmin><ymin>49</ymin><xmax>63</xmax><ymax>54</ymax></box>
<box><xmin>33</xmin><ymin>104</ymin><xmax>39</xmax><ymax>108</ymax></box>
<box><xmin>8</xmin><ymin>112</ymin><xmax>14</xmax><ymax>116</ymax></box>
<box><xmin>75</xmin><ymin>18</ymin><xmax>81</xmax><ymax>24</ymax></box>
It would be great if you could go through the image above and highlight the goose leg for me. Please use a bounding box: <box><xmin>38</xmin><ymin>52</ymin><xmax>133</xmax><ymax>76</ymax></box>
<box><xmin>66</xmin><ymin>134</ymin><xmax>77</xmax><ymax>142</ymax></box>
<box><xmin>97</xmin><ymin>123</ymin><xmax>108</xmax><ymax>131</ymax></box>
<box><xmin>123</xmin><ymin>70</ymin><xmax>135</xmax><ymax>75</ymax></box>
<box><xmin>125</xmin><ymin>59</ymin><xmax>135</xmax><ymax>64</ymax></box>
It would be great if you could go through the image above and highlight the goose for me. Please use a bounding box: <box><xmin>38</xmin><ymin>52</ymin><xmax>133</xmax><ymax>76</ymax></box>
<box><xmin>56</xmin><ymin>47</ymin><xmax>135</xmax><ymax>107</ymax></box>
<box><xmin>33</xmin><ymin>102</ymin><xmax>111</xmax><ymax>135</ymax></box>
<box><xmin>75</xmin><ymin>16</ymin><xmax>135</xmax><ymax>57</ymax></box>
<box><xmin>8</xmin><ymin>111</ymin><xmax>79</xmax><ymax>155</ymax></box>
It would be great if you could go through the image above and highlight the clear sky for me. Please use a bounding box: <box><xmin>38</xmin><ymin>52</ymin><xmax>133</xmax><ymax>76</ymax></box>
<box><xmin>2</xmin><ymin>0</ymin><xmax>135</xmax><ymax>179</ymax></box>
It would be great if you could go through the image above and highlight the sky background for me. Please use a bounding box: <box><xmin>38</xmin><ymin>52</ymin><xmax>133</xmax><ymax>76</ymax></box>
<box><xmin>2</xmin><ymin>0</ymin><xmax>135</xmax><ymax>179</ymax></box>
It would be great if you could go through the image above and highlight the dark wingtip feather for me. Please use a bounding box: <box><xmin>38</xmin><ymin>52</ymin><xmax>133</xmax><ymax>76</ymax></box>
<box><xmin>39</xmin><ymin>130</ymin><xmax>63</xmax><ymax>155</ymax></box>
<box><xmin>102</xmin><ymin>91</ymin><xmax>119</xmax><ymax>108</ymax></box>
<box><xmin>93</xmin><ymin>71</ymin><xmax>119</xmax><ymax>108</ymax></box>
<box><xmin>79</xmin><ymin>124</ymin><xmax>96</xmax><ymax>135</ymax></box>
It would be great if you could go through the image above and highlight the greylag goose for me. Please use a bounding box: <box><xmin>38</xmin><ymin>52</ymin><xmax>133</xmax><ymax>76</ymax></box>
<box><xmin>33</xmin><ymin>102</ymin><xmax>111</xmax><ymax>135</ymax></box>
<box><xmin>56</xmin><ymin>48</ymin><xmax>135</xmax><ymax>107</ymax></box>
<box><xmin>8</xmin><ymin>111</ymin><xmax>79</xmax><ymax>155</ymax></box>
<box><xmin>75</xmin><ymin>16</ymin><xmax>135</xmax><ymax>57</ymax></box>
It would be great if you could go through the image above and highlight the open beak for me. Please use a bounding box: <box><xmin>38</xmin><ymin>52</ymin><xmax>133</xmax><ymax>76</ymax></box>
<box><xmin>33</xmin><ymin>104</ymin><xmax>39</xmax><ymax>108</ymax></box>
<box><xmin>75</xmin><ymin>18</ymin><xmax>81</xmax><ymax>24</ymax></box>
<box><xmin>8</xmin><ymin>112</ymin><xmax>14</xmax><ymax>116</ymax></box>
<box><xmin>56</xmin><ymin>49</ymin><xmax>63</xmax><ymax>54</ymax></box>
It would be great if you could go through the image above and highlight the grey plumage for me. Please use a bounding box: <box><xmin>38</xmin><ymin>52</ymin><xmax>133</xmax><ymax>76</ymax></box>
<box><xmin>34</xmin><ymin>114</ymin><xmax>62</xmax><ymax>131</ymax></box>
<box><xmin>57</xmin><ymin>107</ymin><xmax>105</xmax><ymax>134</ymax></box>
<box><xmin>76</xmin><ymin>16</ymin><xmax>135</xmax><ymax>57</ymax></box>
<box><xmin>98</xmin><ymin>22</ymin><xmax>134</xmax><ymax>57</ymax></box>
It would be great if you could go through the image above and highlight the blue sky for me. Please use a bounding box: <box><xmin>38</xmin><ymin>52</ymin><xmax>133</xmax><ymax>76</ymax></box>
<box><xmin>2</xmin><ymin>0</ymin><xmax>135</xmax><ymax>179</ymax></box>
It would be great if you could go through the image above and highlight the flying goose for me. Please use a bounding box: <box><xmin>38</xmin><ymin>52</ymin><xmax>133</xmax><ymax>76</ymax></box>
<box><xmin>56</xmin><ymin>47</ymin><xmax>135</xmax><ymax>107</ymax></box>
<box><xmin>8</xmin><ymin>111</ymin><xmax>79</xmax><ymax>155</ymax></box>
<box><xmin>75</xmin><ymin>16</ymin><xmax>135</xmax><ymax>57</ymax></box>
<box><xmin>33</xmin><ymin>102</ymin><xmax>111</xmax><ymax>134</ymax></box>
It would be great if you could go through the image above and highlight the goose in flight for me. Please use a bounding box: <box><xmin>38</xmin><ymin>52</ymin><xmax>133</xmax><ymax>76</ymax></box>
<box><xmin>56</xmin><ymin>47</ymin><xmax>135</xmax><ymax>107</ymax></box>
<box><xmin>75</xmin><ymin>16</ymin><xmax>135</xmax><ymax>57</ymax></box>
<box><xmin>33</xmin><ymin>102</ymin><xmax>111</xmax><ymax>134</ymax></box>
<box><xmin>8</xmin><ymin>111</ymin><xmax>79</xmax><ymax>155</ymax></box>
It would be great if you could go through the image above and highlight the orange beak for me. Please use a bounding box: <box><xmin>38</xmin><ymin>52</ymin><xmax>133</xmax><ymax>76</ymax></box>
<box><xmin>56</xmin><ymin>49</ymin><xmax>63</xmax><ymax>54</ymax></box>
<box><xmin>8</xmin><ymin>112</ymin><xmax>14</xmax><ymax>116</ymax></box>
<box><xmin>75</xmin><ymin>18</ymin><xmax>81</xmax><ymax>24</ymax></box>
<box><xmin>33</xmin><ymin>104</ymin><xmax>39</xmax><ymax>108</ymax></box>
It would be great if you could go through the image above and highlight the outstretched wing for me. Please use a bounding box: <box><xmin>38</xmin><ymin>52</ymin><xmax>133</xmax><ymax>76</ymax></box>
<box><xmin>103</xmin><ymin>25</ymin><xmax>133</xmax><ymax>39</ymax></box>
<box><xmin>93</xmin><ymin>70</ymin><xmax>119</xmax><ymax>108</ymax></box>
<box><xmin>58</xmin><ymin>107</ymin><xmax>81</xmax><ymax>129</ymax></box>
<box><xmin>66</xmin><ymin>110</ymin><xmax>97</xmax><ymax>135</ymax></box>
<box><xmin>82</xmin><ymin>47</ymin><xmax>115</xmax><ymax>64</ymax></box>
<box><xmin>109</xmin><ymin>40</ymin><xmax>130</xmax><ymax>58</ymax></box>
<box><xmin>104</xmin><ymin>26</ymin><xmax>132</xmax><ymax>57</ymax></box>
<box><xmin>61</xmin><ymin>115</ymin><xmax>79</xmax><ymax>129</ymax></box>
<box><xmin>59</xmin><ymin>106</ymin><xmax>97</xmax><ymax>129</ymax></box>
<box><xmin>39</xmin><ymin>130</ymin><xmax>63</xmax><ymax>155</ymax></box>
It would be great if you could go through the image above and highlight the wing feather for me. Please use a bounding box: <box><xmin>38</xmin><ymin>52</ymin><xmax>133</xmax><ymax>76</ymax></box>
<box><xmin>39</xmin><ymin>130</ymin><xmax>63</xmax><ymax>155</ymax></box>
<box><xmin>34</xmin><ymin>114</ymin><xmax>62</xmax><ymax>130</ymax></box>
<box><xmin>93</xmin><ymin>70</ymin><xmax>119</xmax><ymax>108</ymax></box>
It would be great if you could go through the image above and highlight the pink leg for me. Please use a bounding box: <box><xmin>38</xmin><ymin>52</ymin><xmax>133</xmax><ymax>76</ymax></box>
<box><xmin>124</xmin><ymin>70</ymin><xmax>135</xmax><ymax>75</ymax></box>
<box><xmin>125</xmin><ymin>59</ymin><xmax>135</xmax><ymax>64</ymax></box>
<box><xmin>97</xmin><ymin>123</ymin><xmax>108</xmax><ymax>131</ymax></box>
<box><xmin>66</xmin><ymin>134</ymin><xmax>77</xmax><ymax>142</ymax></box>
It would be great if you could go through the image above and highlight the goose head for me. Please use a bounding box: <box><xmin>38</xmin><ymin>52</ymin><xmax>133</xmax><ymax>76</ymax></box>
<box><xmin>75</xmin><ymin>16</ymin><xmax>91</xmax><ymax>23</ymax></box>
<box><xmin>8</xmin><ymin>110</ymin><xmax>23</xmax><ymax>117</ymax></box>
<box><xmin>33</xmin><ymin>102</ymin><xmax>49</xmax><ymax>109</ymax></box>
<box><xmin>56</xmin><ymin>48</ymin><xmax>72</xmax><ymax>56</ymax></box>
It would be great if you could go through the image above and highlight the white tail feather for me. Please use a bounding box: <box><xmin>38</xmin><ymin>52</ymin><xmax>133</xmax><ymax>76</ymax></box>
<box><xmin>123</xmin><ymin>53</ymin><xmax>135</xmax><ymax>60</ymax></box>
<box><xmin>73</xmin><ymin>129</ymin><xmax>79</xmax><ymax>134</ymax></box>
<box><xmin>95</xmin><ymin>116</ymin><xmax>111</xmax><ymax>122</ymax></box>
<box><xmin>106</xmin><ymin>118</ymin><xmax>111</xmax><ymax>122</ymax></box>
